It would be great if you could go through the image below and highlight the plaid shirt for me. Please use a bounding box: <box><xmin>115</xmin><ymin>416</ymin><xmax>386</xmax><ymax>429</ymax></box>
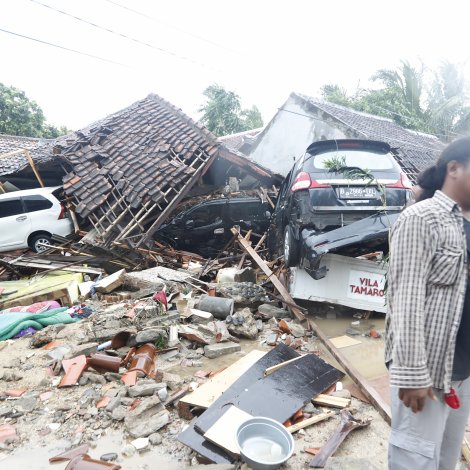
<box><xmin>385</xmin><ymin>191</ymin><xmax>467</xmax><ymax>391</ymax></box>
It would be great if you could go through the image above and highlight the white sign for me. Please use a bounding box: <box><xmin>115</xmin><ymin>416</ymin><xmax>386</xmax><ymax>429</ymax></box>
<box><xmin>347</xmin><ymin>269</ymin><xmax>386</xmax><ymax>305</ymax></box>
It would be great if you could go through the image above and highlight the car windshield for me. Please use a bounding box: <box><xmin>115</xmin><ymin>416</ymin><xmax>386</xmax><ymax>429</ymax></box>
<box><xmin>310</xmin><ymin>150</ymin><xmax>396</xmax><ymax>171</ymax></box>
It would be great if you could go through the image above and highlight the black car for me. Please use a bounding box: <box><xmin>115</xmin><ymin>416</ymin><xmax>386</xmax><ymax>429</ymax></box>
<box><xmin>156</xmin><ymin>197</ymin><xmax>272</xmax><ymax>256</ymax></box>
<box><xmin>267</xmin><ymin>139</ymin><xmax>413</xmax><ymax>268</ymax></box>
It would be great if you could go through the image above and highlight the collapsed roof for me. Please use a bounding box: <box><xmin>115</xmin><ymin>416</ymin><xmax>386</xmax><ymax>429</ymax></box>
<box><xmin>0</xmin><ymin>134</ymin><xmax>53</xmax><ymax>176</ymax></box>
<box><xmin>54</xmin><ymin>94</ymin><xmax>278</xmax><ymax>249</ymax></box>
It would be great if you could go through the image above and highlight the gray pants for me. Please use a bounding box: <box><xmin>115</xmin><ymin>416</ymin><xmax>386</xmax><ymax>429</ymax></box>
<box><xmin>389</xmin><ymin>377</ymin><xmax>470</xmax><ymax>470</ymax></box>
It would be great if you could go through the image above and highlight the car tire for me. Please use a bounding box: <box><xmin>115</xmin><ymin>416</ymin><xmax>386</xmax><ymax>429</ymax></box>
<box><xmin>30</xmin><ymin>234</ymin><xmax>52</xmax><ymax>253</ymax></box>
<box><xmin>283</xmin><ymin>225</ymin><xmax>300</xmax><ymax>268</ymax></box>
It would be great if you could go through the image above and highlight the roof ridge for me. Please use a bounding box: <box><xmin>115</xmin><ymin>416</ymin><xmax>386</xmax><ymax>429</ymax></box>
<box><xmin>218</xmin><ymin>127</ymin><xmax>264</xmax><ymax>140</ymax></box>
<box><xmin>146</xmin><ymin>93</ymin><xmax>218</xmax><ymax>142</ymax></box>
<box><xmin>0</xmin><ymin>133</ymin><xmax>53</xmax><ymax>143</ymax></box>
<box><xmin>294</xmin><ymin>93</ymin><xmax>441</xmax><ymax>143</ymax></box>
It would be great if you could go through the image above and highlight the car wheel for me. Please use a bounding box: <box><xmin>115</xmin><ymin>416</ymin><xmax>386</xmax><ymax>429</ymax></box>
<box><xmin>30</xmin><ymin>234</ymin><xmax>52</xmax><ymax>253</ymax></box>
<box><xmin>283</xmin><ymin>225</ymin><xmax>300</xmax><ymax>268</ymax></box>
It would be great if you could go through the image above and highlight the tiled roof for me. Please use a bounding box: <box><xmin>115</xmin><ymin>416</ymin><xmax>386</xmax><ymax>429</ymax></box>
<box><xmin>218</xmin><ymin>128</ymin><xmax>263</xmax><ymax>153</ymax></box>
<box><xmin>296</xmin><ymin>93</ymin><xmax>444</xmax><ymax>181</ymax></box>
<box><xmin>0</xmin><ymin>134</ymin><xmax>54</xmax><ymax>176</ymax></box>
<box><xmin>58</xmin><ymin>94</ymin><xmax>219</xmax><ymax>219</ymax></box>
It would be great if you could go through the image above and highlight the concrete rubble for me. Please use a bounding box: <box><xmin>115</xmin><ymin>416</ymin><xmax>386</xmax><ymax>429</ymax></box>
<box><xmin>0</xmin><ymin>248</ymin><xmax>393</xmax><ymax>469</ymax></box>
<box><xmin>0</xmin><ymin>100</ymin><xmax>403</xmax><ymax>468</ymax></box>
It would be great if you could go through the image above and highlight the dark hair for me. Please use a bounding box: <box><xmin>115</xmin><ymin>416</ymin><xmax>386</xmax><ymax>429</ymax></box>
<box><xmin>417</xmin><ymin>136</ymin><xmax>470</xmax><ymax>202</ymax></box>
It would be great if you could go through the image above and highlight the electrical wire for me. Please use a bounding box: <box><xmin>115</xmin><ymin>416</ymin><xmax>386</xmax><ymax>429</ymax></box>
<box><xmin>29</xmin><ymin>0</ymin><xmax>220</xmax><ymax>72</ymax></box>
<box><xmin>0</xmin><ymin>26</ymin><xmax>129</xmax><ymax>67</ymax></box>
<box><xmin>101</xmin><ymin>0</ymin><xmax>241</xmax><ymax>56</ymax></box>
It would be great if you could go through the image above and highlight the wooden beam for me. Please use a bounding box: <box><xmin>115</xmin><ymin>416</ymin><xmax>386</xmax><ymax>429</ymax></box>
<box><xmin>0</xmin><ymin>149</ymin><xmax>27</xmax><ymax>159</ymax></box>
<box><xmin>308</xmin><ymin>317</ymin><xmax>391</xmax><ymax>424</ymax></box>
<box><xmin>312</xmin><ymin>394</ymin><xmax>350</xmax><ymax>409</ymax></box>
<box><xmin>24</xmin><ymin>150</ymin><xmax>45</xmax><ymax>187</ymax></box>
<box><xmin>230</xmin><ymin>228</ymin><xmax>307</xmax><ymax>326</ymax></box>
<box><xmin>264</xmin><ymin>355</ymin><xmax>305</xmax><ymax>376</ymax></box>
<box><xmin>286</xmin><ymin>411</ymin><xmax>335</xmax><ymax>433</ymax></box>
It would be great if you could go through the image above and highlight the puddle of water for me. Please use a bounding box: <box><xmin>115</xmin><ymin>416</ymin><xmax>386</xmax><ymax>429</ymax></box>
<box><xmin>1</xmin><ymin>432</ymin><xmax>184</xmax><ymax>470</ymax></box>
<box><xmin>314</xmin><ymin>312</ymin><xmax>387</xmax><ymax>380</ymax></box>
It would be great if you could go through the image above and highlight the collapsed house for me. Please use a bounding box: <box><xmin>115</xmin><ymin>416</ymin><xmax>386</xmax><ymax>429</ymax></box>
<box><xmin>0</xmin><ymin>134</ymin><xmax>59</xmax><ymax>190</ymax></box>
<box><xmin>0</xmin><ymin>94</ymin><xmax>281</xmax><ymax>252</ymax></box>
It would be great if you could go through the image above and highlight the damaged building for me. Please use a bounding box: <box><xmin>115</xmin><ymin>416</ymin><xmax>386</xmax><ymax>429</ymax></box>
<box><xmin>245</xmin><ymin>92</ymin><xmax>444</xmax><ymax>181</ymax></box>
<box><xmin>0</xmin><ymin>94</ymin><xmax>280</xmax><ymax>253</ymax></box>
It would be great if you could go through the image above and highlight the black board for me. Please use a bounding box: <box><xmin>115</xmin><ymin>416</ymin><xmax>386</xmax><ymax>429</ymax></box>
<box><xmin>196</xmin><ymin>343</ymin><xmax>344</xmax><ymax>433</ymax></box>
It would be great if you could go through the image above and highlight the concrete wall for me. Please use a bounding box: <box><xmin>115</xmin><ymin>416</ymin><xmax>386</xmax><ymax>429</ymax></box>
<box><xmin>248</xmin><ymin>94</ymin><xmax>348</xmax><ymax>176</ymax></box>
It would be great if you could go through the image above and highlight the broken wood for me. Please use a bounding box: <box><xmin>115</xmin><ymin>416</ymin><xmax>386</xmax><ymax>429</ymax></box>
<box><xmin>265</xmin><ymin>291</ymin><xmax>308</xmax><ymax>313</ymax></box>
<box><xmin>312</xmin><ymin>394</ymin><xmax>350</xmax><ymax>409</ymax></box>
<box><xmin>95</xmin><ymin>269</ymin><xmax>126</xmax><ymax>293</ymax></box>
<box><xmin>309</xmin><ymin>410</ymin><xmax>371</xmax><ymax>468</ymax></box>
<box><xmin>166</xmin><ymin>385</ymin><xmax>190</xmax><ymax>406</ymax></box>
<box><xmin>264</xmin><ymin>355</ymin><xmax>305</xmax><ymax>376</ymax></box>
<box><xmin>308</xmin><ymin>317</ymin><xmax>391</xmax><ymax>424</ymax></box>
<box><xmin>287</xmin><ymin>411</ymin><xmax>335</xmax><ymax>433</ymax></box>
<box><xmin>231</xmin><ymin>228</ymin><xmax>307</xmax><ymax>326</ymax></box>
<box><xmin>25</xmin><ymin>150</ymin><xmax>45</xmax><ymax>188</ymax></box>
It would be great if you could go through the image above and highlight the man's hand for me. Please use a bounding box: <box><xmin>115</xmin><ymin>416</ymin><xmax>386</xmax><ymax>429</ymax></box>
<box><xmin>399</xmin><ymin>387</ymin><xmax>437</xmax><ymax>413</ymax></box>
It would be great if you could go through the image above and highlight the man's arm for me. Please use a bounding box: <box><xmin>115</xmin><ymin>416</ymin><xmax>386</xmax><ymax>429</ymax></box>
<box><xmin>388</xmin><ymin>214</ymin><xmax>435</xmax><ymax>390</ymax></box>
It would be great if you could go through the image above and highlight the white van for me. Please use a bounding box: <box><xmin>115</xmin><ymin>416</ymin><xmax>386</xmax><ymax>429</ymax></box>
<box><xmin>0</xmin><ymin>187</ymin><xmax>74</xmax><ymax>253</ymax></box>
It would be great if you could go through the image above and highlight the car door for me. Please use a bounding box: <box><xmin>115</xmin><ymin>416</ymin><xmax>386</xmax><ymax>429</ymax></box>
<box><xmin>268</xmin><ymin>170</ymin><xmax>294</xmax><ymax>255</ymax></box>
<box><xmin>0</xmin><ymin>197</ymin><xmax>31</xmax><ymax>249</ymax></box>
<box><xmin>22</xmin><ymin>194</ymin><xmax>55</xmax><ymax>233</ymax></box>
<box><xmin>182</xmin><ymin>201</ymin><xmax>227</xmax><ymax>254</ymax></box>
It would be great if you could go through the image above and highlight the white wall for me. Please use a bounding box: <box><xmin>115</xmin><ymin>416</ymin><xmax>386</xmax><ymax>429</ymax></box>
<box><xmin>248</xmin><ymin>95</ymin><xmax>347</xmax><ymax>176</ymax></box>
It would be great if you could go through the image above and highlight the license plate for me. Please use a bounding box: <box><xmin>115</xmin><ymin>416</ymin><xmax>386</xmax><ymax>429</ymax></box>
<box><xmin>338</xmin><ymin>187</ymin><xmax>378</xmax><ymax>199</ymax></box>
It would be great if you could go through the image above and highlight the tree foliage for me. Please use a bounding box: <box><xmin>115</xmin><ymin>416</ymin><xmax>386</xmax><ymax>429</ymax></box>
<box><xmin>199</xmin><ymin>84</ymin><xmax>263</xmax><ymax>136</ymax></box>
<box><xmin>321</xmin><ymin>61</ymin><xmax>470</xmax><ymax>141</ymax></box>
<box><xmin>0</xmin><ymin>83</ymin><xmax>68</xmax><ymax>138</ymax></box>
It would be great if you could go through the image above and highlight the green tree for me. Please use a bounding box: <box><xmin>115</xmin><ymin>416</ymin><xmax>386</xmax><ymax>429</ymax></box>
<box><xmin>321</xmin><ymin>61</ymin><xmax>470</xmax><ymax>140</ymax></box>
<box><xmin>200</xmin><ymin>84</ymin><xmax>264</xmax><ymax>136</ymax></box>
<box><xmin>241</xmin><ymin>105</ymin><xmax>263</xmax><ymax>131</ymax></box>
<box><xmin>0</xmin><ymin>83</ymin><xmax>68</xmax><ymax>138</ymax></box>
<box><xmin>427</xmin><ymin>62</ymin><xmax>470</xmax><ymax>140</ymax></box>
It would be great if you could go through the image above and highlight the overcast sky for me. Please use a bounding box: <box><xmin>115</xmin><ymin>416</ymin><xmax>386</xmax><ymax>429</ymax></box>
<box><xmin>1</xmin><ymin>0</ymin><xmax>470</xmax><ymax>131</ymax></box>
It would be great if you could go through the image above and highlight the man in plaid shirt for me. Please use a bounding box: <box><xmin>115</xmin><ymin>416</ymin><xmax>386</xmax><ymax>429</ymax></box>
<box><xmin>386</xmin><ymin>137</ymin><xmax>470</xmax><ymax>469</ymax></box>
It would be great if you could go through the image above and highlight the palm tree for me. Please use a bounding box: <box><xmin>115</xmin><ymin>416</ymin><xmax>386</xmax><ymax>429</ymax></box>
<box><xmin>427</xmin><ymin>62</ymin><xmax>470</xmax><ymax>140</ymax></box>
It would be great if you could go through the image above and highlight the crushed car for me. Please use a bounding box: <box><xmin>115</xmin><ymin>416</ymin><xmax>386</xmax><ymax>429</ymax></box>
<box><xmin>267</xmin><ymin>139</ymin><xmax>413</xmax><ymax>271</ymax></box>
<box><xmin>155</xmin><ymin>196</ymin><xmax>272</xmax><ymax>257</ymax></box>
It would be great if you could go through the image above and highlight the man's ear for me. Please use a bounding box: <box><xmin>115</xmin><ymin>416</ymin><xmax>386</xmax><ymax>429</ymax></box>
<box><xmin>446</xmin><ymin>160</ymin><xmax>463</xmax><ymax>179</ymax></box>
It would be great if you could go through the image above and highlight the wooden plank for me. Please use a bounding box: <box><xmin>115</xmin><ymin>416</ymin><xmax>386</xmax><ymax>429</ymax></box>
<box><xmin>95</xmin><ymin>269</ymin><xmax>126</xmax><ymax>293</ymax></box>
<box><xmin>203</xmin><ymin>406</ymin><xmax>252</xmax><ymax>456</ymax></box>
<box><xmin>180</xmin><ymin>350</ymin><xmax>267</xmax><ymax>408</ymax></box>
<box><xmin>264</xmin><ymin>355</ymin><xmax>305</xmax><ymax>376</ymax></box>
<box><xmin>286</xmin><ymin>411</ymin><xmax>335</xmax><ymax>433</ymax></box>
<box><xmin>308</xmin><ymin>318</ymin><xmax>392</xmax><ymax>424</ymax></box>
<box><xmin>11</xmin><ymin>260</ymin><xmax>102</xmax><ymax>275</ymax></box>
<box><xmin>231</xmin><ymin>228</ymin><xmax>307</xmax><ymax>326</ymax></box>
<box><xmin>25</xmin><ymin>150</ymin><xmax>45</xmax><ymax>188</ymax></box>
<box><xmin>312</xmin><ymin>394</ymin><xmax>350</xmax><ymax>409</ymax></box>
<box><xmin>329</xmin><ymin>335</ymin><xmax>362</xmax><ymax>349</ymax></box>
